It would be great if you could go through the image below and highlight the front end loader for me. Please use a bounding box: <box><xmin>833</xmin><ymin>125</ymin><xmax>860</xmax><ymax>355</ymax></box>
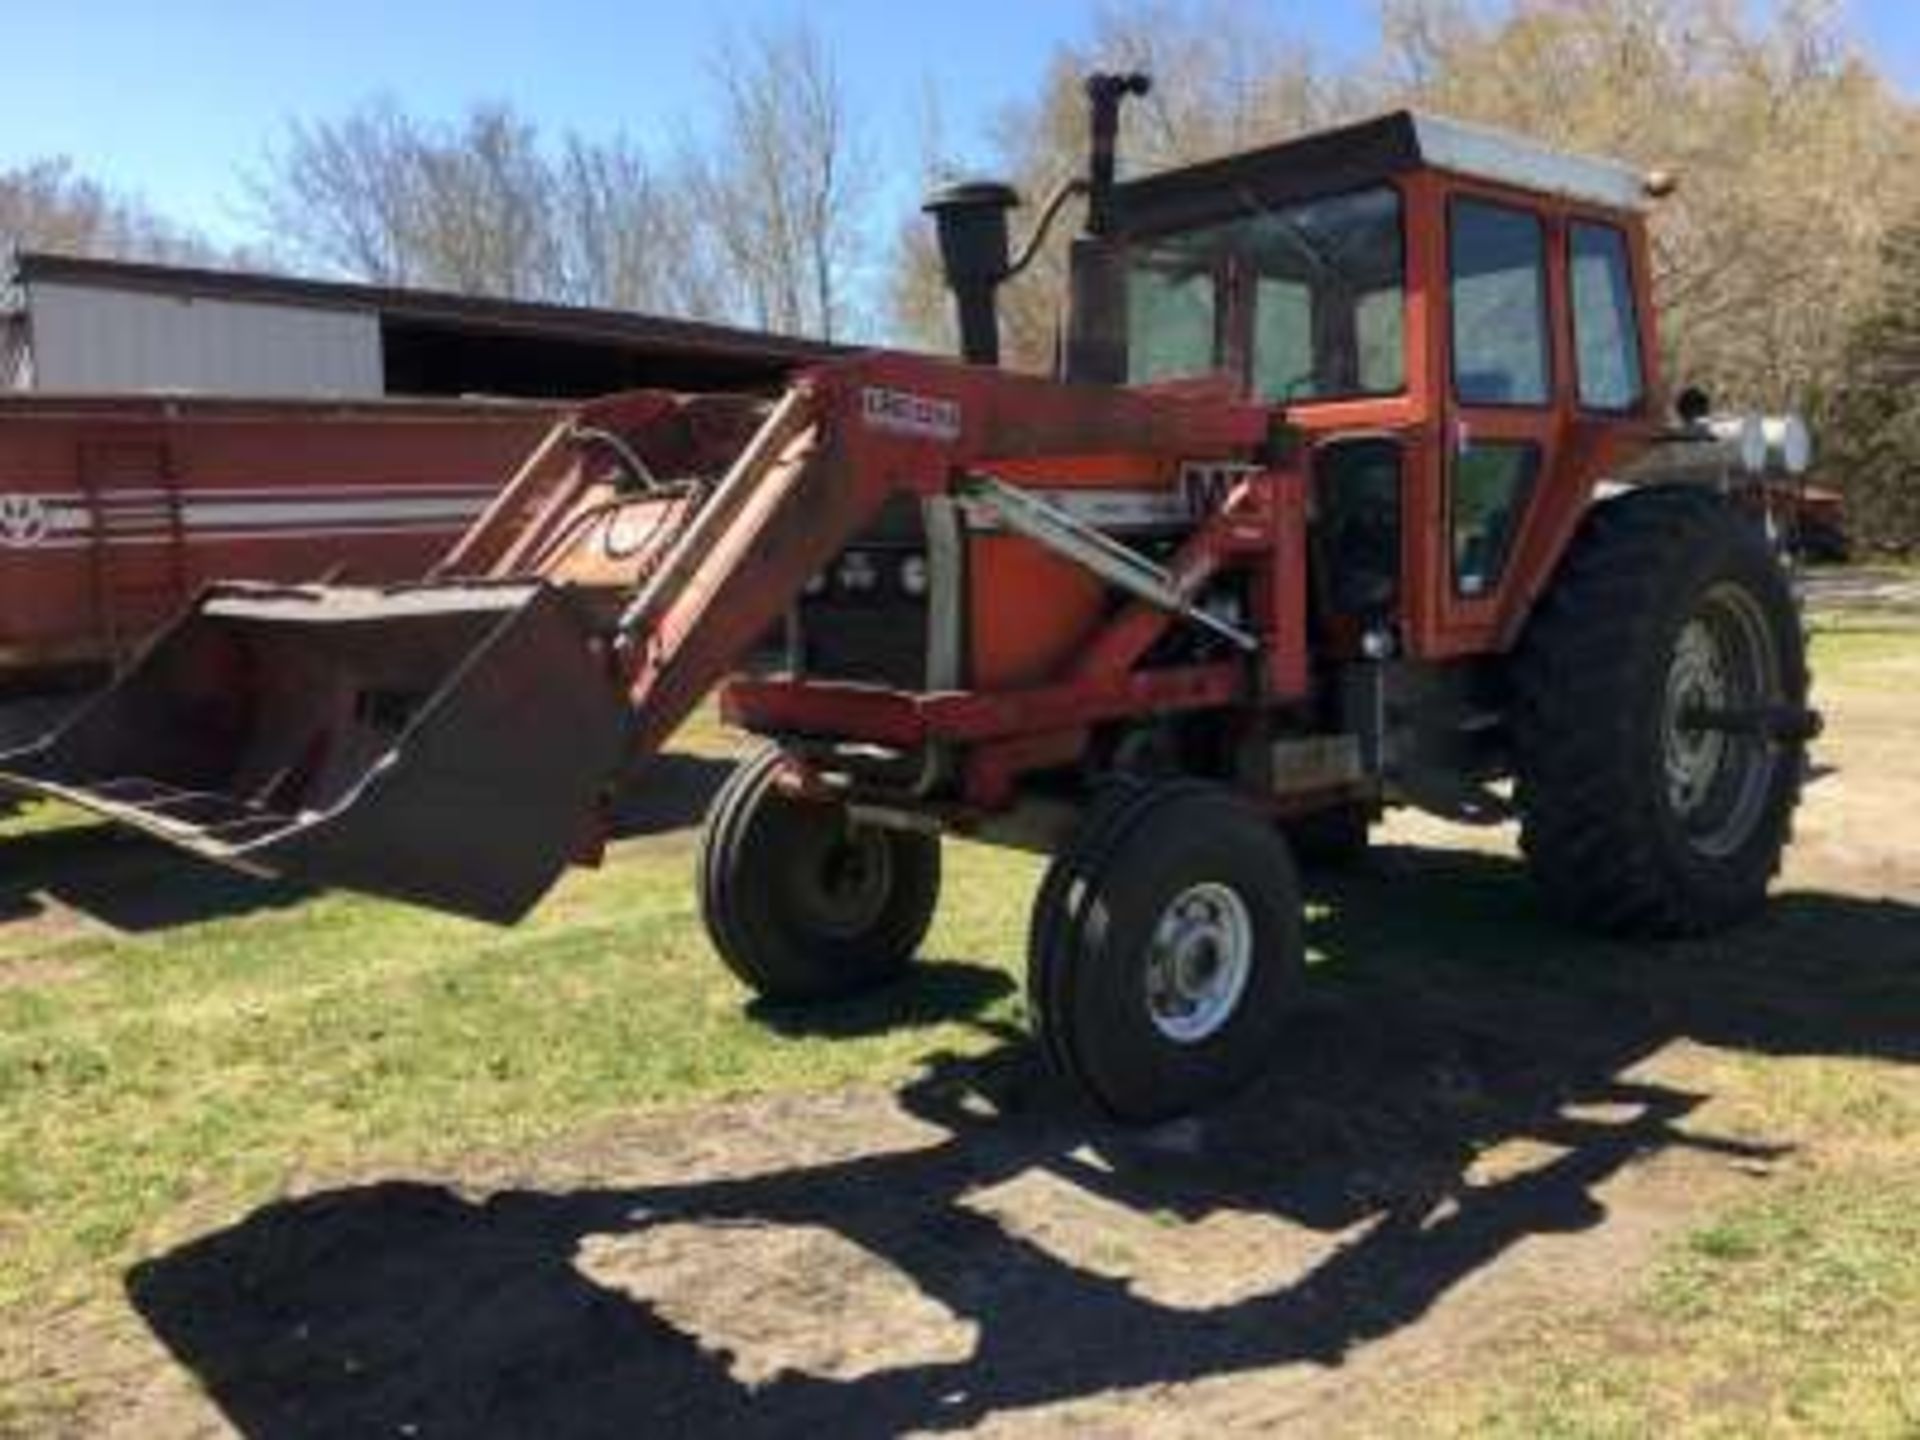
<box><xmin>1</xmin><ymin>79</ymin><xmax>1818</xmax><ymax>1120</ymax></box>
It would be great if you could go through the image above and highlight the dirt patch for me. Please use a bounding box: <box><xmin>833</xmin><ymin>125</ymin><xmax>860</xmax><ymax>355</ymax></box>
<box><xmin>99</xmin><ymin>955</ymin><xmax>1833</xmax><ymax>1440</ymax></box>
<box><xmin>1793</xmin><ymin>681</ymin><xmax>1920</xmax><ymax>895</ymax></box>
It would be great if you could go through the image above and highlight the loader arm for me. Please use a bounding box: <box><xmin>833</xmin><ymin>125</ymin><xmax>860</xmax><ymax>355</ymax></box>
<box><xmin>0</xmin><ymin>352</ymin><xmax>1270</xmax><ymax>921</ymax></box>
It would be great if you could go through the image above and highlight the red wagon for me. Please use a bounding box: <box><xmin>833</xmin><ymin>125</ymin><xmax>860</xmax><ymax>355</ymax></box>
<box><xmin>0</xmin><ymin>392</ymin><xmax>561</xmax><ymax>700</ymax></box>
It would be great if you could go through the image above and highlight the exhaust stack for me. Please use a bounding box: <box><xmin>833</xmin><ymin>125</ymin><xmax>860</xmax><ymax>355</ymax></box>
<box><xmin>925</xmin><ymin>70</ymin><xmax>1152</xmax><ymax>372</ymax></box>
<box><xmin>1082</xmin><ymin>71</ymin><xmax>1151</xmax><ymax>238</ymax></box>
<box><xmin>922</xmin><ymin>180</ymin><xmax>1021</xmax><ymax>366</ymax></box>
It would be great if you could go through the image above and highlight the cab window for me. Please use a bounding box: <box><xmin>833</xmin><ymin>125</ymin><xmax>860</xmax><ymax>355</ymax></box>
<box><xmin>1452</xmin><ymin>442</ymin><xmax>1539</xmax><ymax>596</ymax></box>
<box><xmin>1127</xmin><ymin>254</ymin><xmax>1218</xmax><ymax>384</ymax></box>
<box><xmin>1569</xmin><ymin>221</ymin><xmax>1645</xmax><ymax>411</ymax></box>
<box><xmin>1243</xmin><ymin>187</ymin><xmax>1405</xmax><ymax>401</ymax></box>
<box><xmin>1126</xmin><ymin>185</ymin><xmax>1406</xmax><ymax>401</ymax></box>
<box><xmin>1450</xmin><ymin>199</ymin><xmax>1550</xmax><ymax>406</ymax></box>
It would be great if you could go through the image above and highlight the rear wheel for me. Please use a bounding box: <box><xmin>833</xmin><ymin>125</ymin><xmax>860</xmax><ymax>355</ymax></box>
<box><xmin>1029</xmin><ymin>784</ymin><xmax>1305</xmax><ymax>1122</ymax></box>
<box><xmin>698</xmin><ymin>746</ymin><xmax>940</xmax><ymax>1001</ymax></box>
<box><xmin>1513</xmin><ymin>488</ymin><xmax>1808</xmax><ymax>936</ymax></box>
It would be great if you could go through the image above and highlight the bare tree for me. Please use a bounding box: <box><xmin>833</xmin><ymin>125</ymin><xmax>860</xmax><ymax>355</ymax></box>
<box><xmin>688</xmin><ymin>18</ymin><xmax>872</xmax><ymax>340</ymax></box>
<box><xmin>248</xmin><ymin>18</ymin><xmax>875</xmax><ymax>336</ymax></box>
<box><xmin>249</xmin><ymin>99</ymin><xmax>731</xmax><ymax>316</ymax></box>
<box><xmin>1094</xmin><ymin>0</ymin><xmax>1354</xmax><ymax>165</ymax></box>
<box><xmin>249</xmin><ymin>99</ymin><xmax>427</xmax><ymax>284</ymax></box>
<box><xmin>1826</xmin><ymin>206</ymin><xmax>1920</xmax><ymax>552</ymax></box>
<box><xmin>250</xmin><ymin>100</ymin><xmax>559</xmax><ymax>296</ymax></box>
<box><xmin>1</xmin><ymin>157</ymin><xmax>212</xmax><ymax>264</ymax></box>
<box><xmin>893</xmin><ymin>1</ymin><xmax>1354</xmax><ymax>368</ymax></box>
<box><xmin>405</xmin><ymin>105</ymin><xmax>559</xmax><ymax>298</ymax></box>
<box><xmin>1375</xmin><ymin>0</ymin><xmax>1920</xmax><ymax>409</ymax></box>
<box><xmin>551</xmin><ymin>135</ymin><xmax>731</xmax><ymax>316</ymax></box>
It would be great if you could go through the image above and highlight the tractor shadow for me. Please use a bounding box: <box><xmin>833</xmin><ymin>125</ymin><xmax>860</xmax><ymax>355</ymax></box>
<box><xmin>606</xmin><ymin>752</ymin><xmax>736</xmax><ymax>839</ymax></box>
<box><xmin>0</xmin><ymin>748</ymin><xmax>738</xmax><ymax>933</ymax></box>
<box><xmin>123</xmin><ymin>847</ymin><xmax>1920</xmax><ymax>1437</ymax></box>
<box><xmin>0</xmin><ymin>693</ymin><xmax>306</xmax><ymax>931</ymax></box>
<box><xmin>0</xmin><ymin>818</ymin><xmax>311</xmax><ymax>931</ymax></box>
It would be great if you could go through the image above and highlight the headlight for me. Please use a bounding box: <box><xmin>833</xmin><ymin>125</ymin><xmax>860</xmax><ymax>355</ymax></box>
<box><xmin>898</xmin><ymin>554</ymin><xmax>929</xmax><ymax>597</ymax></box>
<box><xmin>835</xmin><ymin>552</ymin><xmax>878</xmax><ymax>594</ymax></box>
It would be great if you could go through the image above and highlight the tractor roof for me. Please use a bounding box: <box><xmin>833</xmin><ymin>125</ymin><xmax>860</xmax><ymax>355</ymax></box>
<box><xmin>1112</xmin><ymin>110</ymin><xmax>1648</xmax><ymax>236</ymax></box>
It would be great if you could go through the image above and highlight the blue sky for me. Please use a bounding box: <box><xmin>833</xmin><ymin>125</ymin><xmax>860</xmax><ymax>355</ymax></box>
<box><xmin>3</xmin><ymin>0</ymin><xmax>1915</xmax><ymax>250</ymax></box>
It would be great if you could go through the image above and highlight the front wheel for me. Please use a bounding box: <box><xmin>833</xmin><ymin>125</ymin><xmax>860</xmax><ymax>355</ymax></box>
<box><xmin>698</xmin><ymin>746</ymin><xmax>941</xmax><ymax>1001</ymax></box>
<box><xmin>1513</xmin><ymin>488</ymin><xmax>1809</xmax><ymax>936</ymax></box>
<box><xmin>1029</xmin><ymin>783</ymin><xmax>1306</xmax><ymax>1122</ymax></box>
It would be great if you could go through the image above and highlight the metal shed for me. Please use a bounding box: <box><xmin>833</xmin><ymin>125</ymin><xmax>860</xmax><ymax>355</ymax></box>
<box><xmin>3</xmin><ymin>252</ymin><xmax>840</xmax><ymax>400</ymax></box>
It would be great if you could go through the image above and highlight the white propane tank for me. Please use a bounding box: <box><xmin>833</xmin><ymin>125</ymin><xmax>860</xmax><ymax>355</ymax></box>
<box><xmin>1704</xmin><ymin>414</ymin><xmax>1814</xmax><ymax>477</ymax></box>
<box><xmin>1615</xmin><ymin>411</ymin><xmax>1816</xmax><ymax>488</ymax></box>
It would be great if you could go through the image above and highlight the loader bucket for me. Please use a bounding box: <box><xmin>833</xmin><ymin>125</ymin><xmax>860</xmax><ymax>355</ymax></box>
<box><xmin>0</xmin><ymin>580</ymin><xmax>625</xmax><ymax>922</ymax></box>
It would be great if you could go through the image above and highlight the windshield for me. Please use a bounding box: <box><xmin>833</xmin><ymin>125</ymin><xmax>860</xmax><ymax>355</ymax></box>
<box><xmin>1125</xmin><ymin>185</ymin><xmax>1406</xmax><ymax>402</ymax></box>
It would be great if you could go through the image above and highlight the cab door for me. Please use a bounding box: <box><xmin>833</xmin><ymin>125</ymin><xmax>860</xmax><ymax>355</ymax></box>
<box><xmin>1428</xmin><ymin>185</ymin><xmax>1568</xmax><ymax>656</ymax></box>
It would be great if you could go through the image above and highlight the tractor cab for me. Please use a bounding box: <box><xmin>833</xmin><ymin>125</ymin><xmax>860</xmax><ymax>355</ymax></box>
<box><xmin>1067</xmin><ymin>109</ymin><xmax>1660</xmax><ymax>661</ymax></box>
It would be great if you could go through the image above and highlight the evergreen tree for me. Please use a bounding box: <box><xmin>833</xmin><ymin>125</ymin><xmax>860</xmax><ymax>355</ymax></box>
<box><xmin>1826</xmin><ymin>216</ymin><xmax>1920</xmax><ymax>554</ymax></box>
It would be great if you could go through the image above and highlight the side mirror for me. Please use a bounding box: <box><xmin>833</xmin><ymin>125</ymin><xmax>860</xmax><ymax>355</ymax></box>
<box><xmin>1675</xmin><ymin>386</ymin><xmax>1712</xmax><ymax>426</ymax></box>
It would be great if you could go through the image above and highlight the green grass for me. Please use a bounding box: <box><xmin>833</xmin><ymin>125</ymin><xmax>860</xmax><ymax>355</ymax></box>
<box><xmin>1809</xmin><ymin>622</ymin><xmax>1920</xmax><ymax>682</ymax></box>
<box><xmin>1430</xmin><ymin>1163</ymin><xmax>1920</xmax><ymax>1439</ymax></box>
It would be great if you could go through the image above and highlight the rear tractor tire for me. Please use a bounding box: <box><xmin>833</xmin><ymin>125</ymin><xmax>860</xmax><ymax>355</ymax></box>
<box><xmin>698</xmin><ymin>746</ymin><xmax>941</xmax><ymax>1002</ymax></box>
<box><xmin>1029</xmin><ymin>783</ymin><xmax>1306</xmax><ymax>1123</ymax></box>
<box><xmin>1513</xmin><ymin>488</ymin><xmax>1809</xmax><ymax>937</ymax></box>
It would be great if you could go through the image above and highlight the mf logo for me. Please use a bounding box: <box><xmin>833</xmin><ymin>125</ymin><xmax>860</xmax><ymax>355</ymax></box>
<box><xmin>1179</xmin><ymin>462</ymin><xmax>1263</xmax><ymax>518</ymax></box>
<box><xmin>0</xmin><ymin>494</ymin><xmax>50</xmax><ymax>548</ymax></box>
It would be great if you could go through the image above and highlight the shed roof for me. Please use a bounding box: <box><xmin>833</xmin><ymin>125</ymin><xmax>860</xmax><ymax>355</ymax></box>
<box><xmin>8</xmin><ymin>251</ymin><xmax>842</xmax><ymax>382</ymax></box>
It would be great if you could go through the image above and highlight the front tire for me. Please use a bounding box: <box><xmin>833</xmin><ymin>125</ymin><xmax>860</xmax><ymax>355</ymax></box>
<box><xmin>1513</xmin><ymin>488</ymin><xmax>1808</xmax><ymax>936</ymax></box>
<box><xmin>698</xmin><ymin>746</ymin><xmax>940</xmax><ymax>1001</ymax></box>
<box><xmin>1029</xmin><ymin>784</ymin><xmax>1306</xmax><ymax>1122</ymax></box>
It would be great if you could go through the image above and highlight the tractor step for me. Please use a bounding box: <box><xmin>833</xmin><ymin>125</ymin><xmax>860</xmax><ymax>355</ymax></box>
<box><xmin>0</xmin><ymin>579</ymin><xmax>626</xmax><ymax>922</ymax></box>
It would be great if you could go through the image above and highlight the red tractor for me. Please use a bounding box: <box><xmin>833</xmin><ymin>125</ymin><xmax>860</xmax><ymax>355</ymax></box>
<box><xmin>2</xmin><ymin>78</ymin><xmax>1817</xmax><ymax>1120</ymax></box>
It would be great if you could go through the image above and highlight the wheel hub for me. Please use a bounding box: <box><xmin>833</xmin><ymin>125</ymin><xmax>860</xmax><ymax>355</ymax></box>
<box><xmin>1144</xmin><ymin>882</ymin><xmax>1253</xmax><ymax>1044</ymax></box>
<box><xmin>1664</xmin><ymin>619</ymin><xmax>1730</xmax><ymax>814</ymax></box>
<box><xmin>793</xmin><ymin>823</ymin><xmax>893</xmax><ymax>937</ymax></box>
<box><xmin>1662</xmin><ymin>584</ymin><xmax>1783</xmax><ymax>859</ymax></box>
